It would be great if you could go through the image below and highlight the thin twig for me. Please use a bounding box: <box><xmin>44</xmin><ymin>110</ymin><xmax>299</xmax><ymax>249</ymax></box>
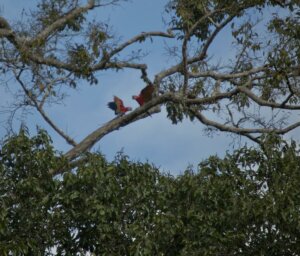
<box><xmin>14</xmin><ymin>70</ymin><xmax>77</xmax><ymax>147</ymax></box>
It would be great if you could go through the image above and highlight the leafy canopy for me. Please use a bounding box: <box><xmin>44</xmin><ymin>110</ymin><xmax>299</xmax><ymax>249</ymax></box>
<box><xmin>1</xmin><ymin>130</ymin><xmax>300</xmax><ymax>255</ymax></box>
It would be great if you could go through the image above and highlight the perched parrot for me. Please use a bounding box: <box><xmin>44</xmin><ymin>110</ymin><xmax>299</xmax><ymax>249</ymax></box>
<box><xmin>132</xmin><ymin>83</ymin><xmax>155</xmax><ymax>106</ymax></box>
<box><xmin>107</xmin><ymin>96</ymin><xmax>132</xmax><ymax>115</ymax></box>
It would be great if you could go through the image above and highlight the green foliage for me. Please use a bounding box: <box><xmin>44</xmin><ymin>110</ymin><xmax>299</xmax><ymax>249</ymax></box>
<box><xmin>166</xmin><ymin>0</ymin><xmax>268</xmax><ymax>40</ymax></box>
<box><xmin>68</xmin><ymin>44</ymin><xmax>92</xmax><ymax>70</ymax></box>
<box><xmin>1</xmin><ymin>131</ymin><xmax>300</xmax><ymax>254</ymax></box>
<box><xmin>163</xmin><ymin>79</ymin><xmax>204</xmax><ymax>124</ymax></box>
<box><xmin>68</xmin><ymin>44</ymin><xmax>98</xmax><ymax>84</ymax></box>
<box><xmin>166</xmin><ymin>101</ymin><xmax>198</xmax><ymax>124</ymax></box>
<box><xmin>37</xmin><ymin>0</ymin><xmax>85</xmax><ymax>32</ymax></box>
<box><xmin>163</xmin><ymin>0</ymin><xmax>300</xmax><ymax>125</ymax></box>
<box><xmin>0</xmin><ymin>129</ymin><xmax>60</xmax><ymax>255</ymax></box>
<box><xmin>166</xmin><ymin>101</ymin><xmax>185</xmax><ymax>124</ymax></box>
<box><xmin>88</xmin><ymin>23</ymin><xmax>109</xmax><ymax>58</ymax></box>
<box><xmin>166</xmin><ymin>0</ymin><xmax>212</xmax><ymax>40</ymax></box>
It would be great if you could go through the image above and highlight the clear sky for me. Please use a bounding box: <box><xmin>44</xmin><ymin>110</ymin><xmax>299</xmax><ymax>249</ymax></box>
<box><xmin>1</xmin><ymin>0</ymin><xmax>294</xmax><ymax>175</ymax></box>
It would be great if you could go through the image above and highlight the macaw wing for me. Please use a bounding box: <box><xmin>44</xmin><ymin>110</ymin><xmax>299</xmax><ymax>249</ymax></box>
<box><xmin>114</xmin><ymin>96</ymin><xmax>124</xmax><ymax>111</ymax></box>
<box><xmin>107</xmin><ymin>102</ymin><xmax>117</xmax><ymax>111</ymax></box>
<box><xmin>140</xmin><ymin>84</ymin><xmax>154</xmax><ymax>102</ymax></box>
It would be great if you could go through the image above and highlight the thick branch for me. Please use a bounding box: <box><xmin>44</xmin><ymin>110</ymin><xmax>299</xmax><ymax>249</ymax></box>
<box><xmin>188</xmin><ymin>65</ymin><xmax>268</xmax><ymax>80</ymax></box>
<box><xmin>62</xmin><ymin>90</ymin><xmax>239</xmax><ymax>164</ymax></box>
<box><xmin>90</xmin><ymin>31</ymin><xmax>174</xmax><ymax>71</ymax></box>
<box><xmin>63</xmin><ymin>96</ymin><xmax>169</xmax><ymax>163</ymax></box>
<box><xmin>103</xmin><ymin>62</ymin><xmax>146</xmax><ymax>70</ymax></box>
<box><xmin>107</xmin><ymin>31</ymin><xmax>174</xmax><ymax>58</ymax></box>
<box><xmin>1</xmin><ymin>10</ymin><xmax>173</xmax><ymax>76</ymax></box>
<box><xmin>238</xmin><ymin>86</ymin><xmax>300</xmax><ymax>110</ymax></box>
<box><xmin>12</xmin><ymin>32</ymin><xmax>173</xmax><ymax>75</ymax></box>
<box><xmin>29</xmin><ymin>1</ymin><xmax>97</xmax><ymax>45</ymax></box>
<box><xmin>53</xmin><ymin>81</ymin><xmax>300</xmax><ymax>174</ymax></box>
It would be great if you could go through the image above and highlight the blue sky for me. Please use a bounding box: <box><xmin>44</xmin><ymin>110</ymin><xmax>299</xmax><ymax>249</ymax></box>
<box><xmin>1</xmin><ymin>0</ymin><xmax>295</xmax><ymax>174</ymax></box>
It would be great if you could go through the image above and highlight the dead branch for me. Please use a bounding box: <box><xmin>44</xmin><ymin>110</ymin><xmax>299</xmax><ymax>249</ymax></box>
<box><xmin>14</xmin><ymin>70</ymin><xmax>77</xmax><ymax>147</ymax></box>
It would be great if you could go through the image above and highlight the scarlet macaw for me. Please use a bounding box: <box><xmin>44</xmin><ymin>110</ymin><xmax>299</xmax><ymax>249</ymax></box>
<box><xmin>132</xmin><ymin>83</ymin><xmax>154</xmax><ymax>106</ymax></box>
<box><xmin>107</xmin><ymin>96</ymin><xmax>132</xmax><ymax>115</ymax></box>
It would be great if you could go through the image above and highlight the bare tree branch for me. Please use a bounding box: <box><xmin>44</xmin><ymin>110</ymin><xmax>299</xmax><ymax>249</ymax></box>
<box><xmin>191</xmin><ymin>109</ymin><xmax>300</xmax><ymax>136</ymax></box>
<box><xmin>1</xmin><ymin>0</ymin><xmax>300</xmax><ymax>175</ymax></box>
<box><xmin>238</xmin><ymin>86</ymin><xmax>300</xmax><ymax>110</ymax></box>
<box><xmin>58</xmin><ymin>80</ymin><xmax>300</xmax><ymax>173</ymax></box>
<box><xmin>62</xmin><ymin>89</ymin><xmax>240</xmax><ymax>166</ymax></box>
<box><xmin>14</xmin><ymin>70</ymin><xmax>77</xmax><ymax>147</ymax></box>
<box><xmin>0</xmin><ymin>6</ymin><xmax>174</xmax><ymax>77</ymax></box>
<box><xmin>181</xmin><ymin>8</ymin><xmax>230</xmax><ymax>93</ymax></box>
<box><xmin>155</xmin><ymin>13</ymin><xmax>237</xmax><ymax>85</ymax></box>
<box><xmin>106</xmin><ymin>31</ymin><xmax>174</xmax><ymax>59</ymax></box>
<box><xmin>188</xmin><ymin>65</ymin><xmax>268</xmax><ymax>80</ymax></box>
<box><xmin>63</xmin><ymin>95</ymin><xmax>168</xmax><ymax>163</ymax></box>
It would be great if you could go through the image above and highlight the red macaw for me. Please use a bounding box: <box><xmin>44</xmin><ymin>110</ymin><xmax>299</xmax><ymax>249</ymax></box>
<box><xmin>132</xmin><ymin>83</ymin><xmax>154</xmax><ymax>106</ymax></box>
<box><xmin>107</xmin><ymin>96</ymin><xmax>132</xmax><ymax>115</ymax></box>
